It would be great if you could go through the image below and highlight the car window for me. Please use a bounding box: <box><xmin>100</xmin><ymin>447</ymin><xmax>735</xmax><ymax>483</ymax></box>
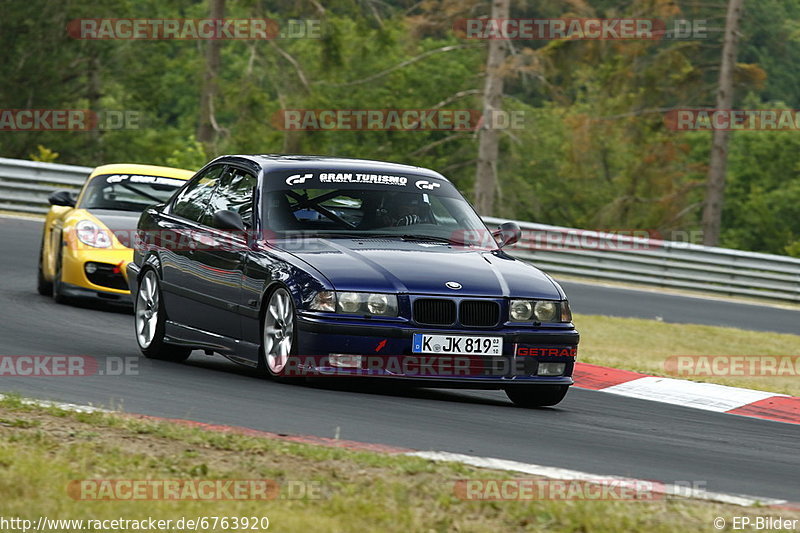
<box><xmin>171</xmin><ymin>165</ymin><xmax>225</xmax><ymax>223</ymax></box>
<box><xmin>280</xmin><ymin>189</ymin><xmax>365</xmax><ymax>228</ymax></box>
<box><xmin>263</xmin><ymin>187</ymin><xmax>480</xmax><ymax>237</ymax></box>
<box><xmin>77</xmin><ymin>174</ymin><xmax>186</xmax><ymax>212</ymax></box>
<box><xmin>206</xmin><ymin>167</ymin><xmax>258</xmax><ymax>228</ymax></box>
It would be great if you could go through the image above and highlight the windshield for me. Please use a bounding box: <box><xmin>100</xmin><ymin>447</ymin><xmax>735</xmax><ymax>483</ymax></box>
<box><xmin>262</xmin><ymin>170</ymin><xmax>491</xmax><ymax>245</ymax></box>
<box><xmin>78</xmin><ymin>173</ymin><xmax>187</xmax><ymax>212</ymax></box>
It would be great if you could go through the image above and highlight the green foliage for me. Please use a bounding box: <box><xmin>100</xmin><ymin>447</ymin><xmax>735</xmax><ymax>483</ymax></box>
<box><xmin>164</xmin><ymin>135</ymin><xmax>207</xmax><ymax>170</ymax></box>
<box><xmin>29</xmin><ymin>145</ymin><xmax>60</xmax><ymax>163</ymax></box>
<box><xmin>721</xmin><ymin>126</ymin><xmax>800</xmax><ymax>254</ymax></box>
<box><xmin>0</xmin><ymin>0</ymin><xmax>798</xmax><ymax>255</ymax></box>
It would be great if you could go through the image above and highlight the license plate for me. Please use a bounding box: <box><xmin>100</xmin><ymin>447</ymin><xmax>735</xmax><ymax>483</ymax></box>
<box><xmin>412</xmin><ymin>333</ymin><xmax>502</xmax><ymax>355</ymax></box>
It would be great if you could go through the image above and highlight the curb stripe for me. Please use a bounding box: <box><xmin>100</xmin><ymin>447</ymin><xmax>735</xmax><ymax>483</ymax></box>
<box><xmin>601</xmin><ymin>376</ymin><xmax>779</xmax><ymax>413</ymax></box>
<box><xmin>571</xmin><ymin>362</ymin><xmax>646</xmax><ymax>390</ymax></box>
<box><xmin>726</xmin><ymin>396</ymin><xmax>800</xmax><ymax>424</ymax></box>
<box><xmin>572</xmin><ymin>362</ymin><xmax>799</xmax><ymax>425</ymax></box>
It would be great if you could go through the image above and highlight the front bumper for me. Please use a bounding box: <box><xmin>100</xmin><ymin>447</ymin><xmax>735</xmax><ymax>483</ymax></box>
<box><xmin>126</xmin><ymin>262</ymin><xmax>141</xmax><ymax>295</ymax></box>
<box><xmin>60</xmin><ymin>244</ymin><xmax>133</xmax><ymax>299</ymax></box>
<box><xmin>293</xmin><ymin>314</ymin><xmax>578</xmax><ymax>387</ymax></box>
<box><xmin>57</xmin><ymin>281</ymin><xmax>133</xmax><ymax>305</ymax></box>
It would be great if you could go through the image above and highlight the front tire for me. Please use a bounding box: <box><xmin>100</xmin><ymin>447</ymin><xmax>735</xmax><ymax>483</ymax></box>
<box><xmin>37</xmin><ymin>237</ymin><xmax>53</xmax><ymax>296</ymax></box>
<box><xmin>135</xmin><ymin>269</ymin><xmax>191</xmax><ymax>362</ymax></box>
<box><xmin>258</xmin><ymin>286</ymin><xmax>301</xmax><ymax>382</ymax></box>
<box><xmin>52</xmin><ymin>245</ymin><xmax>71</xmax><ymax>304</ymax></box>
<box><xmin>505</xmin><ymin>385</ymin><xmax>569</xmax><ymax>408</ymax></box>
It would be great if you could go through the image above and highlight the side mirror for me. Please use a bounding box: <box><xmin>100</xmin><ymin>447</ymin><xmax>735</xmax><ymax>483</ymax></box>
<box><xmin>212</xmin><ymin>209</ymin><xmax>245</xmax><ymax>232</ymax></box>
<box><xmin>48</xmin><ymin>189</ymin><xmax>76</xmax><ymax>207</ymax></box>
<box><xmin>493</xmin><ymin>221</ymin><xmax>522</xmax><ymax>248</ymax></box>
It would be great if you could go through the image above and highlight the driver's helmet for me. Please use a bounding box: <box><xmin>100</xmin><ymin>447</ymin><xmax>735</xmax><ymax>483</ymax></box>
<box><xmin>383</xmin><ymin>193</ymin><xmax>426</xmax><ymax>227</ymax></box>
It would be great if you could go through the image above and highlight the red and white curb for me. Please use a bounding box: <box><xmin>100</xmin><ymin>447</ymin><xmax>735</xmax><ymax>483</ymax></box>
<box><xmin>0</xmin><ymin>393</ymin><xmax>794</xmax><ymax>508</ymax></box>
<box><xmin>573</xmin><ymin>362</ymin><xmax>800</xmax><ymax>424</ymax></box>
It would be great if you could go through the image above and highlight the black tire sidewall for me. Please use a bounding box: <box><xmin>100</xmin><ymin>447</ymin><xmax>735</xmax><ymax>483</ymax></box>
<box><xmin>52</xmin><ymin>245</ymin><xmax>69</xmax><ymax>304</ymax></box>
<box><xmin>37</xmin><ymin>237</ymin><xmax>53</xmax><ymax>296</ymax></box>
<box><xmin>505</xmin><ymin>385</ymin><xmax>569</xmax><ymax>408</ymax></box>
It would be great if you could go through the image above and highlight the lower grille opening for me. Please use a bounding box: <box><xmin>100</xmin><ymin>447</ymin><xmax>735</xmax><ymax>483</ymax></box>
<box><xmin>85</xmin><ymin>262</ymin><xmax>128</xmax><ymax>291</ymax></box>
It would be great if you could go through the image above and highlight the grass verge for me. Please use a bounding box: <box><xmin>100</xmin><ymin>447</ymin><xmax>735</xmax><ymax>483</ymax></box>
<box><xmin>574</xmin><ymin>313</ymin><xmax>800</xmax><ymax>396</ymax></box>
<box><xmin>0</xmin><ymin>395</ymin><xmax>796</xmax><ymax>533</ymax></box>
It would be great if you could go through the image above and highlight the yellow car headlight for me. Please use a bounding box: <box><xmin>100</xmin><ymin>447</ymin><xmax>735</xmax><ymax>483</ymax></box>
<box><xmin>75</xmin><ymin>220</ymin><xmax>112</xmax><ymax>248</ymax></box>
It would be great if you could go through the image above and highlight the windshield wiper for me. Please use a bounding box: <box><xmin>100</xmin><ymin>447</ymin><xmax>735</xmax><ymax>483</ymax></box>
<box><xmin>302</xmin><ymin>231</ymin><xmax>373</xmax><ymax>239</ymax></box>
<box><xmin>300</xmin><ymin>232</ymin><xmax>471</xmax><ymax>245</ymax></box>
<box><xmin>399</xmin><ymin>235</ymin><xmax>454</xmax><ymax>244</ymax></box>
<box><xmin>358</xmin><ymin>233</ymin><xmax>469</xmax><ymax>245</ymax></box>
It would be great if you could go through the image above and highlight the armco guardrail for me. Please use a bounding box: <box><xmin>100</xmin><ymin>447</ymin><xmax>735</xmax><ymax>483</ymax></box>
<box><xmin>0</xmin><ymin>157</ymin><xmax>797</xmax><ymax>302</ymax></box>
<box><xmin>484</xmin><ymin>216</ymin><xmax>800</xmax><ymax>303</ymax></box>
<box><xmin>0</xmin><ymin>157</ymin><xmax>92</xmax><ymax>214</ymax></box>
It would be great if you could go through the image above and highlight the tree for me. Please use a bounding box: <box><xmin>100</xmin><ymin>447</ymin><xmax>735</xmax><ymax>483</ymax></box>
<box><xmin>473</xmin><ymin>0</ymin><xmax>509</xmax><ymax>216</ymax></box>
<box><xmin>197</xmin><ymin>0</ymin><xmax>225</xmax><ymax>154</ymax></box>
<box><xmin>702</xmin><ymin>0</ymin><xmax>744</xmax><ymax>246</ymax></box>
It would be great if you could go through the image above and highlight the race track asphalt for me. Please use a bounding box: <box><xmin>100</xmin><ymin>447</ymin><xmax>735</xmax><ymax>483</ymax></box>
<box><xmin>1</xmin><ymin>216</ymin><xmax>797</xmax><ymax>501</ymax></box>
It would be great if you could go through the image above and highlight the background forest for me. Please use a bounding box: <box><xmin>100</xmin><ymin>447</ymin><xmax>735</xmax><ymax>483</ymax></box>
<box><xmin>1</xmin><ymin>0</ymin><xmax>799</xmax><ymax>256</ymax></box>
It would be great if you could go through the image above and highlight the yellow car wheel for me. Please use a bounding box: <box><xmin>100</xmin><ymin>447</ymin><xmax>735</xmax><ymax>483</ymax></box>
<box><xmin>36</xmin><ymin>237</ymin><xmax>52</xmax><ymax>296</ymax></box>
<box><xmin>52</xmin><ymin>245</ymin><xmax>70</xmax><ymax>305</ymax></box>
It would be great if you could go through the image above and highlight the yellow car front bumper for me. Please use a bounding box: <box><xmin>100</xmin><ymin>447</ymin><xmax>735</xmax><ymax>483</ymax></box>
<box><xmin>59</xmin><ymin>244</ymin><xmax>134</xmax><ymax>304</ymax></box>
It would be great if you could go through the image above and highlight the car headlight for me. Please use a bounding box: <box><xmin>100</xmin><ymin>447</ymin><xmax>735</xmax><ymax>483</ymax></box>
<box><xmin>75</xmin><ymin>220</ymin><xmax>112</xmax><ymax>248</ymax></box>
<box><xmin>338</xmin><ymin>292</ymin><xmax>361</xmax><ymax>313</ymax></box>
<box><xmin>534</xmin><ymin>301</ymin><xmax>558</xmax><ymax>322</ymax></box>
<box><xmin>366</xmin><ymin>293</ymin><xmax>390</xmax><ymax>315</ymax></box>
<box><xmin>309</xmin><ymin>291</ymin><xmax>398</xmax><ymax>316</ymax></box>
<box><xmin>310</xmin><ymin>291</ymin><xmax>336</xmax><ymax>312</ymax></box>
<box><xmin>509</xmin><ymin>299</ymin><xmax>571</xmax><ymax>323</ymax></box>
<box><xmin>509</xmin><ymin>299</ymin><xmax>533</xmax><ymax>321</ymax></box>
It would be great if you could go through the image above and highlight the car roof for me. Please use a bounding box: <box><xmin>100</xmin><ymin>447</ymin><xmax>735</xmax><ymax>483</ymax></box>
<box><xmin>88</xmin><ymin>163</ymin><xmax>195</xmax><ymax>180</ymax></box>
<box><xmin>213</xmin><ymin>154</ymin><xmax>451</xmax><ymax>182</ymax></box>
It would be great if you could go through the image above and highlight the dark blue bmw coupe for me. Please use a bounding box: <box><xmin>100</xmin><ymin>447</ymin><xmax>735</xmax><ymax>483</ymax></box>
<box><xmin>128</xmin><ymin>155</ymin><xmax>579</xmax><ymax>407</ymax></box>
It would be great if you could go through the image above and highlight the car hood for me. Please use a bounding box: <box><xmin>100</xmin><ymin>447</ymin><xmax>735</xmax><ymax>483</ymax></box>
<box><xmin>279</xmin><ymin>238</ymin><xmax>563</xmax><ymax>299</ymax></box>
<box><xmin>86</xmin><ymin>209</ymin><xmax>142</xmax><ymax>247</ymax></box>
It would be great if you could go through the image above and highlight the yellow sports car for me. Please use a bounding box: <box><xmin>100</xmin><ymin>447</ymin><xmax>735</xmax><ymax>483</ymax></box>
<box><xmin>38</xmin><ymin>163</ymin><xmax>194</xmax><ymax>305</ymax></box>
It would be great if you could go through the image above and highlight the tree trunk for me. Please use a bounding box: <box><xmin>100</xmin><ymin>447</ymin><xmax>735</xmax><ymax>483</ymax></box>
<box><xmin>87</xmin><ymin>53</ymin><xmax>102</xmax><ymax>159</ymax></box>
<box><xmin>197</xmin><ymin>0</ymin><xmax>225</xmax><ymax>152</ymax></box>
<box><xmin>473</xmin><ymin>0</ymin><xmax>509</xmax><ymax>216</ymax></box>
<box><xmin>702</xmin><ymin>0</ymin><xmax>744</xmax><ymax>246</ymax></box>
